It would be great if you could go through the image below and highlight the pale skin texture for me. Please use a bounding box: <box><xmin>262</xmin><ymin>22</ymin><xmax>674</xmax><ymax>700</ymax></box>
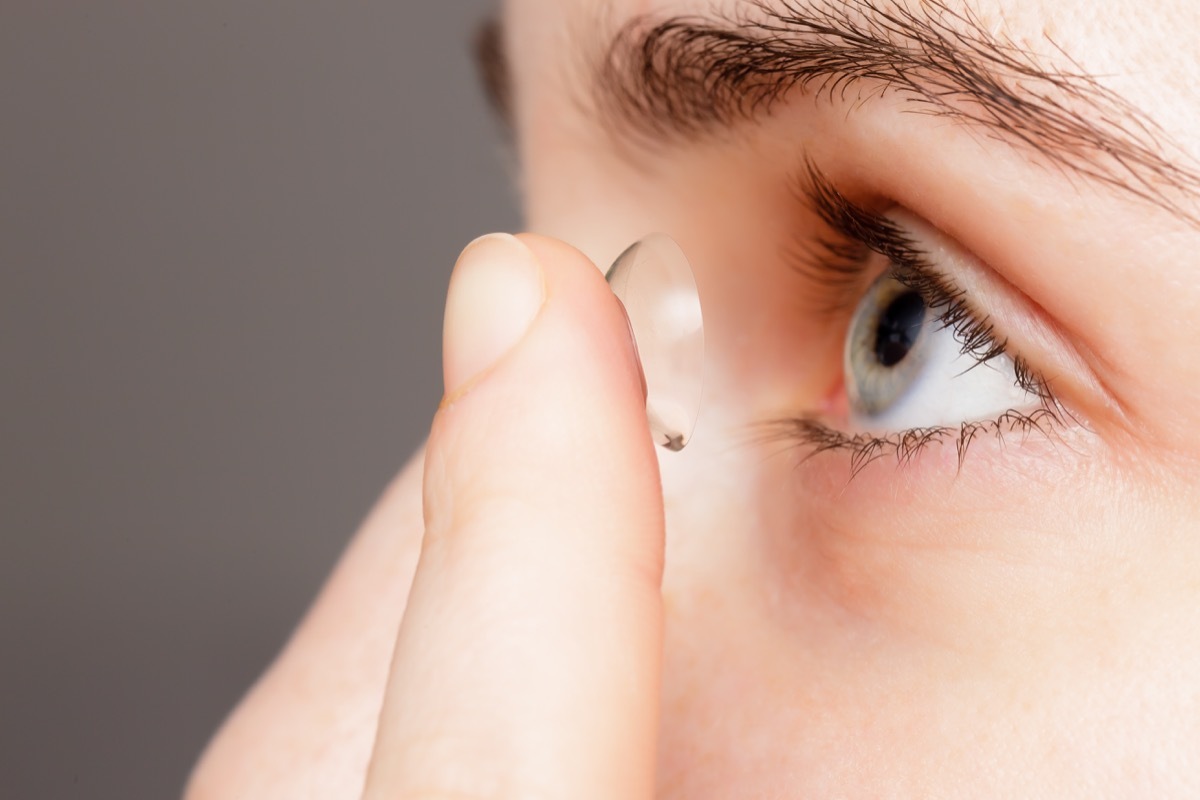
<box><xmin>186</xmin><ymin>0</ymin><xmax>1200</xmax><ymax>797</ymax></box>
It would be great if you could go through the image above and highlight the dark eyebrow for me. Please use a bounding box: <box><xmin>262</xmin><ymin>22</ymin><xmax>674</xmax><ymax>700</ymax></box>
<box><xmin>472</xmin><ymin>14</ymin><xmax>512</xmax><ymax>133</ymax></box>
<box><xmin>588</xmin><ymin>0</ymin><xmax>1200</xmax><ymax>221</ymax></box>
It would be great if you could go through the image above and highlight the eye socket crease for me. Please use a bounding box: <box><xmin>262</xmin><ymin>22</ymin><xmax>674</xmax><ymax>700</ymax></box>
<box><xmin>473</xmin><ymin>1</ymin><xmax>1200</xmax><ymax>225</ymax></box>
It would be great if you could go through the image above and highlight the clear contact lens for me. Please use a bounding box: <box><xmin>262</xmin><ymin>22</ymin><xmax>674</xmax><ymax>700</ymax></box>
<box><xmin>606</xmin><ymin>234</ymin><xmax>705</xmax><ymax>451</ymax></box>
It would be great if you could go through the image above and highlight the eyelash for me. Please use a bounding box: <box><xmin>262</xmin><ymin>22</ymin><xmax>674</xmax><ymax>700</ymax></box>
<box><xmin>763</xmin><ymin>162</ymin><xmax>1064</xmax><ymax>475</ymax></box>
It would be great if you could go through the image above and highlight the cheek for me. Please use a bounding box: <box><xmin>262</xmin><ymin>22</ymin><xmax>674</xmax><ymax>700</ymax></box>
<box><xmin>654</xmin><ymin>450</ymin><xmax>1200</xmax><ymax>797</ymax></box>
<box><xmin>653</xmin><ymin>394</ymin><xmax>1200</xmax><ymax>790</ymax></box>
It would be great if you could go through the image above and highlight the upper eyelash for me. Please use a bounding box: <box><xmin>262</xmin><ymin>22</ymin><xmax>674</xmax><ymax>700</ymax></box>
<box><xmin>887</xmin><ymin>258</ymin><xmax>1047</xmax><ymax>398</ymax></box>
<box><xmin>786</xmin><ymin>159</ymin><xmax>920</xmax><ymax>314</ymax></box>
<box><xmin>765</xmin><ymin>160</ymin><xmax>1063</xmax><ymax>471</ymax></box>
<box><xmin>794</xmin><ymin>159</ymin><xmax>1044</xmax><ymax>392</ymax></box>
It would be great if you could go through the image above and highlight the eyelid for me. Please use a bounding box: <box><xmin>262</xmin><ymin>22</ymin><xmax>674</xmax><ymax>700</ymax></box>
<box><xmin>892</xmin><ymin>210</ymin><xmax>1112</xmax><ymax>421</ymax></box>
<box><xmin>788</xmin><ymin>159</ymin><xmax>1110</xmax><ymax>439</ymax></box>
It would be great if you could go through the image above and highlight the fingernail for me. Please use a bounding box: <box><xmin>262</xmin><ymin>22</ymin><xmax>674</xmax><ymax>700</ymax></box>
<box><xmin>443</xmin><ymin>233</ymin><xmax>544</xmax><ymax>398</ymax></box>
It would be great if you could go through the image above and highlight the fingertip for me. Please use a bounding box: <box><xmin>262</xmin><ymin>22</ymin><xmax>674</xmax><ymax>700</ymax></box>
<box><xmin>442</xmin><ymin>233</ymin><xmax>546</xmax><ymax>401</ymax></box>
<box><xmin>515</xmin><ymin>233</ymin><xmax>646</xmax><ymax>394</ymax></box>
<box><xmin>425</xmin><ymin>231</ymin><xmax>660</xmax><ymax>545</ymax></box>
<box><xmin>513</xmin><ymin>233</ymin><xmax>604</xmax><ymax>279</ymax></box>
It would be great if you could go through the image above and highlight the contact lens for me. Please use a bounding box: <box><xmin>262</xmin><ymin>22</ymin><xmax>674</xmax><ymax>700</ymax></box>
<box><xmin>606</xmin><ymin>234</ymin><xmax>705</xmax><ymax>451</ymax></box>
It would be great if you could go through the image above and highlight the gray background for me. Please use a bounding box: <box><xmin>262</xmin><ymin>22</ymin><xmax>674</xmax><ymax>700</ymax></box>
<box><xmin>1</xmin><ymin>3</ymin><xmax>517</xmax><ymax>797</ymax></box>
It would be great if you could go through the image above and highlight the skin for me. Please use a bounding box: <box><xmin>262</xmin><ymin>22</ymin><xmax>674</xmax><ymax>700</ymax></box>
<box><xmin>187</xmin><ymin>1</ymin><xmax>1200</xmax><ymax>797</ymax></box>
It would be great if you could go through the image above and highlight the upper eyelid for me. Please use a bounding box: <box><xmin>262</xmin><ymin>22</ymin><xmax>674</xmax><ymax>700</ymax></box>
<box><xmin>787</xmin><ymin>157</ymin><xmax>1115</xmax><ymax>441</ymax></box>
<box><xmin>789</xmin><ymin>162</ymin><xmax>1087</xmax><ymax>406</ymax></box>
<box><xmin>893</xmin><ymin>210</ymin><xmax>1114</xmax><ymax>420</ymax></box>
<box><xmin>755</xmin><ymin>164</ymin><xmax>1095</xmax><ymax>474</ymax></box>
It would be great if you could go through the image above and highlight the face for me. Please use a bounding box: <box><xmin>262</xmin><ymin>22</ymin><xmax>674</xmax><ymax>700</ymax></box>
<box><xmin>189</xmin><ymin>1</ymin><xmax>1200</xmax><ymax>796</ymax></box>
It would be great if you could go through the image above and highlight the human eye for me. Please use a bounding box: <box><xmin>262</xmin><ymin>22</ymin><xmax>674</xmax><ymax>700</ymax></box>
<box><xmin>846</xmin><ymin>262</ymin><xmax>1037</xmax><ymax>433</ymax></box>
<box><xmin>763</xmin><ymin>164</ymin><xmax>1064</xmax><ymax>475</ymax></box>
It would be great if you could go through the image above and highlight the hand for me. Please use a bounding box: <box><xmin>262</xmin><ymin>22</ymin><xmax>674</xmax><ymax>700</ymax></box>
<box><xmin>361</xmin><ymin>233</ymin><xmax>666</xmax><ymax>799</ymax></box>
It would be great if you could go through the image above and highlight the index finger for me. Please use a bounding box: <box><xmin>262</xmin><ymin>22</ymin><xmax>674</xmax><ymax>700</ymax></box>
<box><xmin>362</xmin><ymin>234</ymin><xmax>666</xmax><ymax>800</ymax></box>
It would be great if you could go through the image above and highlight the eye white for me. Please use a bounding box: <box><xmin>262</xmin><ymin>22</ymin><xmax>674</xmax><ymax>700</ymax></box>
<box><xmin>845</xmin><ymin>275</ymin><xmax>1038</xmax><ymax>433</ymax></box>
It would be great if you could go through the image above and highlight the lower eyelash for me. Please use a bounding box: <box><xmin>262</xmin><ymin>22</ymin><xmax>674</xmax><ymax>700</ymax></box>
<box><xmin>754</xmin><ymin>405</ymin><xmax>1065</xmax><ymax>478</ymax></box>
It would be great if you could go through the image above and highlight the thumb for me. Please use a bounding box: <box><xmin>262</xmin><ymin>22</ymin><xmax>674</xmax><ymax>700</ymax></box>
<box><xmin>364</xmin><ymin>233</ymin><xmax>665</xmax><ymax>800</ymax></box>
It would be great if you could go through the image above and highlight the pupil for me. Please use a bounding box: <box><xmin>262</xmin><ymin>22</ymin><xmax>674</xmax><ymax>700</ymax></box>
<box><xmin>874</xmin><ymin>291</ymin><xmax>926</xmax><ymax>368</ymax></box>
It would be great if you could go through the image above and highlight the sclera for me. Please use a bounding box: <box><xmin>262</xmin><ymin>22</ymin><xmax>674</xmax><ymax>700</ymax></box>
<box><xmin>606</xmin><ymin>234</ymin><xmax>705</xmax><ymax>451</ymax></box>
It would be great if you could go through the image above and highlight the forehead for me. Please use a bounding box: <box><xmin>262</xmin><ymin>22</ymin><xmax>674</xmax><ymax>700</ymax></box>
<box><xmin>507</xmin><ymin>0</ymin><xmax>1200</xmax><ymax>163</ymax></box>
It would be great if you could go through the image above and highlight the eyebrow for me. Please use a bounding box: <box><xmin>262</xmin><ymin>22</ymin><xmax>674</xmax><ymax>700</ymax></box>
<box><xmin>476</xmin><ymin>1</ymin><xmax>1200</xmax><ymax>221</ymax></box>
<box><xmin>473</xmin><ymin>15</ymin><xmax>512</xmax><ymax>134</ymax></box>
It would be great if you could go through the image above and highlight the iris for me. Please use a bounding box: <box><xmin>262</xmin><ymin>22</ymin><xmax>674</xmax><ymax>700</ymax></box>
<box><xmin>874</xmin><ymin>291</ymin><xmax>926</xmax><ymax>368</ymax></box>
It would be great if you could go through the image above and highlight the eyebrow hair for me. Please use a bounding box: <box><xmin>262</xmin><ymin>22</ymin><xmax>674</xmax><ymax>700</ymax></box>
<box><xmin>473</xmin><ymin>0</ymin><xmax>1200</xmax><ymax>222</ymax></box>
<box><xmin>473</xmin><ymin>14</ymin><xmax>513</xmax><ymax>134</ymax></box>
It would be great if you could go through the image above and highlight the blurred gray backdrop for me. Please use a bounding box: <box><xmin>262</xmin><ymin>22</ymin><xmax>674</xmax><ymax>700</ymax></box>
<box><xmin>0</xmin><ymin>3</ymin><xmax>518</xmax><ymax>797</ymax></box>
